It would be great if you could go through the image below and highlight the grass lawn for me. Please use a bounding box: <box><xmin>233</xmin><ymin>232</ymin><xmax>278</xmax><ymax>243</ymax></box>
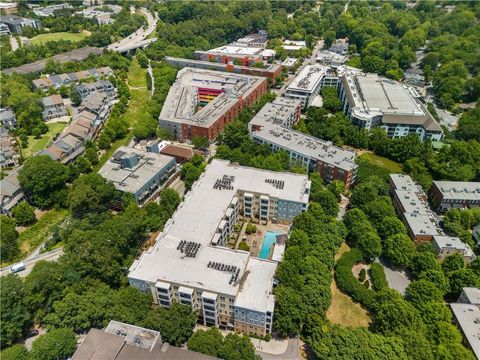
<box><xmin>29</xmin><ymin>31</ymin><xmax>90</xmax><ymax>45</ymax></box>
<box><xmin>0</xmin><ymin>209</ymin><xmax>70</xmax><ymax>266</ymax></box>
<box><xmin>22</xmin><ymin>122</ymin><xmax>68</xmax><ymax>158</ymax></box>
<box><xmin>359</xmin><ymin>152</ymin><xmax>403</xmax><ymax>173</ymax></box>
<box><xmin>94</xmin><ymin>58</ymin><xmax>151</xmax><ymax>171</ymax></box>
<box><xmin>327</xmin><ymin>242</ymin><xmax>371</xmax><ymax>327</ymax></box>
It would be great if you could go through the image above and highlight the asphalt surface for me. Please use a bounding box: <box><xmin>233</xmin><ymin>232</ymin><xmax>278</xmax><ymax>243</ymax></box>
<box><xmin>257</xmin><ymin>338</ymin><xmax>301</xmax><ymax>360</ymax></box>
<box><xmin>0</xmin><ymin>247</ymin><xmax>63</xmax><ymax>278</ymax></box>
<box><xmin>380</xmin><ymin>260</ymin><xmax>411</xmax><ymax>295</ymax></box>
<box><xmin>107</xmin><ymin>8</ymin><xmax>157</xmax><ymax>53</ymax></box>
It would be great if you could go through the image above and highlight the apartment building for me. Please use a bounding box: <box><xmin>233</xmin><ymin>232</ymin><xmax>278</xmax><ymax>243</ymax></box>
<box><xmin>0</xmin><ymin>22</ymin><xmax>10</xmax><ymax>35</ymax></box>
<box><xmin>284</xmin><ymin>64</ymin><xmax>337</xmax><ymax>108</ymax></box>
<box><xmin>430</xmin><ymin>181</ymin><xmax>480</xmax><ymax>212</ymax></box>
<box><xmin>432</xmin><ymin>235</ymin><xmax>476</xmax><ymax>264</ymax></box>
<box><xmin>1</xmin><ymin>15</ymin><xmax>40</xmax><ymax>34</ymax></box>
<box><xmin>0</xmin><ymin>108</ymin><xmax>17</xmax><ymax>130</ymax></box>
<box><xmin>128</xmin><ymin>159</ymin><xmax>311</xmax><ymax>337</ymax></box>
<box><xmin>98</xmin><ymin>146</ymin><xmax>176</xmax><ymax>205</ymax></box>
<box><xmin>32</xmin><ymin>67</ymin><xmax>114</xmax><ymax>90</ymax></box>
<box><xmin>42</xmin><ymin>95</ymin><xmax>67</xmax><ymax>121</ymax></box>
<box><xmin>32</xmin><ymin>3</ymin><xmax>72</xmax><ymax>17</ymax></box>
<box><xmin>165</xmin><ymin>56</ymin><xmax>282</xmax><ymax>84</ymax></box>
<box><xmin>0</xmin><ymin>2</ymin><xmax>17</xmax><ymax>15</ymax></box>
<box><xmin>339</xmin><ymin>72</ymin><xmax>443</xmax><ymax>141</ymax></box>
<box><xmin>450</xmin><ymin>288</ymin><xmax>480</xmax><ymax>360</ymax></box>
<box><xmin>390</xmin><ymin>174</ymin><xmax>442</xmax><ymax>242</ymax></box>
<box><xmin>158</xmin><ymin>68</ymin><xmax>267</xmax><ymax>142</ymax></box>
<box><xmin>72</xmin><ymin>321</ymin><xmax>218</xmax><ymax>360</ymax></box>
<box><xmin>249</xmin><ymin>98</ymin><xmax>357</xmax><ymax>188</ymax></box>
<box><xmin>0</xmin><ymin>168</ymin><xmax>25</xmax><ymax>216</ymax></box>
<box><xmin>75</xmin><ymin>80</ymin><xmax>116</xmax><ymax>101</ymax></box>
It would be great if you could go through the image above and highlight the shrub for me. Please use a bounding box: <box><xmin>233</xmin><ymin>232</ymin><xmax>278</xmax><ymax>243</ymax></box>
<box><xmin>245</xmin><ymin>223</ymin><xmax>257</xmax><ymax>235</ymax></box>
<box><xmin>358</xmin><ymin>268</ymin><xmax>366</xmax><ymax>282</ymax></box>
<box><xmin>368</xmin><ymin>263</ymin><xmax>389</xmax><ymax>291</ymax></box>
<box><xmin>335</xmin><ymin>248</ymin><xmax>376</xmax><ymax>309</ymax></box>
<box><xmin>238</xmin><ymin>241</ymin><xmax>250</xmax><ymax>252</ymax></box>
<box><xmin>363</xmin><ymin>280</ymin><xmax>370</xmax><ymax>289</ymax></box>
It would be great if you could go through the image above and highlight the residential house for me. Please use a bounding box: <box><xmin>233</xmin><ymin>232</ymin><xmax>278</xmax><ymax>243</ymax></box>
<box><xmin>42</xmin><ymin>95</ymin><xmax>67</xmax><ymax>121</ymax></box>
<box><xmin>0</xmin><ymin>108</ymin><xmax>17</xmax><ymax>130</ymax></box>
<box><xmin>0</xmin><ymin>168</ymin><xmax>25</xmax><ymax>216</ymax></box>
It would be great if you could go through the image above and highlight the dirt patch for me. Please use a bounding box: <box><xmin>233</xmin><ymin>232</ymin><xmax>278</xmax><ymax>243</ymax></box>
<box><xmin>326</xmin><ymin>279</ymin><xmax>371</xmax><ymax>327</ymax></box>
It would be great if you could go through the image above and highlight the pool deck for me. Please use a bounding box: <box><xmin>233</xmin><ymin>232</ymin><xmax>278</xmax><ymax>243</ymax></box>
<box><xmin>237</xmin><ymin>221</ymin><xmax>290</xmax><ymax>259</ymax></box>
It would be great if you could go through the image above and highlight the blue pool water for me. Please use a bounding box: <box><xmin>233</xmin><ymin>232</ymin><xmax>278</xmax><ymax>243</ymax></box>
<box><xmin>259</xmin><ymin>231</ymin><xmax>280</xmax><ymax>259</ymax></box>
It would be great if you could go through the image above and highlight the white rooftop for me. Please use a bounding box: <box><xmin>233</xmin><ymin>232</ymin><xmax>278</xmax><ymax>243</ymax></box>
<box><xmin>286</xmin><ymin>65</ymin><xmax>330</xmax><ymax>94</ymax></box>
<box><xmin>98</xmin><ymin>146</ymin><xmax>175</xmax><ymax>196</ymax></box>
<box><xmin>207</xmin><ymin>45</ymin><xmax>263</xmax><ymax>56</ymax></box>
<box><xmin>252</xmin><ymin>125</ymin><xmax>357</xmax><ymax>172</ymax></box>
<box><xmin>390</xmin><ymin>173</ymin><xmax>419</xmax><ymax>192</ymax></box>
<box><xmin>450</xmin><ymin>303</ymin><xmax>480</xmax><ymax>359</ymax></box>
<box><xmin>129</xmin><ymin>159</ymin><xmax>309</xmax><ymax>296</ymax></box>
<box><xmin>461</xmin><ymin>288</ymin><xmax>480</xmax><ymax>305</ymax></box>
<box><xmin>434</xmin><ymin>181</ymin><xmax>480</xmax><ymax>202</ymax></box>
<box><xmin>433</xmin><ymin>235</ymin><xmax>475</xmax><ymax>258</ymax></box>
<box><xmin>403</xmin><ymin>212</ymin><xmax>442</xmax><ymax>237</ymax></box>
<box><xmin>235</xmin><ymin>257</ymin><xmax>276</xmax><ymax>313</ymax></box>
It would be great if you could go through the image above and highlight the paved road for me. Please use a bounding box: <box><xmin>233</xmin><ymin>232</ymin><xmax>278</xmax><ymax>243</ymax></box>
<box><xmin>257</xmin><ymin>338</ymin><xmax>301</xmax><ymax>360</ymax></box>
<box><xmin>0</xmin><ymin>247</ymin><xmax>63</xmax><ymax>278</ymax></box>
<box><xmin>107</xmin><ymin>8</ymin><xmax>157</xmax><ymax>53</ymax></box>
<box><xmin>379</xmin><ymin>260</ymin><xmax>411</xmax><ymax>295</ymax></box>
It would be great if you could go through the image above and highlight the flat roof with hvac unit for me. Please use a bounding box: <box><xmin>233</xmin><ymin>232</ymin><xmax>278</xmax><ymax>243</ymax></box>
<box><xmin>98</xmin><ymin>146</ymin><xmax>176</xmax><ymax>200</ymax></box>
<box><xmin>159</xmin><ymin>67</ymin><xmax>266</xmax><ymax>129</ymax></box>
<box><xmin>128</xmin><ymin>159</ymin><xmax>310</xmax><ymax>297</ymax></box>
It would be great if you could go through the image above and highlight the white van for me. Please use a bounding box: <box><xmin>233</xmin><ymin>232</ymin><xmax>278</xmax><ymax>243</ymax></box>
<box><xmin>10</xmin><ymin>262</ymin><xmax>25</xmax><ymax>273</ymax></box>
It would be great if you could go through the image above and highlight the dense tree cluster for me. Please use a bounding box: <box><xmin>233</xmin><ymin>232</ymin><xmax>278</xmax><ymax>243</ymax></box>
<box><xmin>442</xmin><ymin>207</ymin><xmax>480</xmax><ymax>248</ymax></box>
<box><xmin>1</xmin><ymin>74</ymin><xmax>45</xmax><ymax>136</ymax></box>
<box><xmin>188</xmin><ymin>327</ymin><xmax>260</xmax><ymax>360</ymax></box>
<box><xmin>0</xmin><ymin>216</ymin><xmax>20</xmax><ymax>262</ymax></box>
<box><xmin>273</xmin><ymin>203</ymin><xmax>346</xmax><ymax>336</ymax></box>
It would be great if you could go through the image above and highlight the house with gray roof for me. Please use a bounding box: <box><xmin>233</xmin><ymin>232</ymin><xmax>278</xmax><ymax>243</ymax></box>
<box><xmin>42</xmin><ymin>95</ymin><xmax>67</xmax><ymax>121</ymax></box>
<box><xmin>0</xmin><ymin>108</ymin><xmax>17</xmax><ymax>130</ymax></box>
<box><xmin>0</xmin><ymin>168</ymin><xmax>25</xmax><ymax>216</ymax></box>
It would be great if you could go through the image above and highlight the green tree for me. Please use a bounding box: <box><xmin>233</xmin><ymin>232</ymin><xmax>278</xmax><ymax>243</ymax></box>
<box><xmin>144</xmin><ymin>303</ymin><xmax>196</xmax><ymax>346</ymax></box>
<box><xmin>192</xmin><ymin>136</ymin><xmax>209</xmax><ymax>149</ymax></box>
<box><xmin>409</xmin><ymin>252</ymin><xmax>440</xmax><ymax>278</ymax></box>
<box><xmin>69</xmin><ymin>174</ymin><xmax>121</xmax><ymax>216</ymax></box>
<box><xmin>0</xmin><ymin>344</ymin><xmax>28</xmax><ymax>360</ymax></box>
<box><xmin>383</xmin><ymin>233</ymin><xmax>415</xmax><ymax>267</ymax></box>
<box><xmin>0</xmin><ymin>215</ymin><xmax>19</xmax><ymax>262</ymax></box>
<box><xmin>441</xmin><ymin>253</ymin><xmax>465</xmax><ymax>276</ymax></box>
<box><xmin>75</xmin><ymin>156</ymin><xmax>92</xmax><ymax>174</ymax></box>
<box><xmin>448</xmin><ymin>269</ymin><xmax>480</xmax><ymax>299</ymax></box>
<box><xmin>0</xmin><ymin>274</ymin><xmax>30</xmax><ymax>349</ymax></box>
<box><xmin>12</xmin><ymin>201</ymin><xmax>36</xmax><ymax>226</ymax></box>
<box><xmin>18</xmin><ymin>156</ymin><xmax>69</xmax><ymax>208</ymax></box>
<box><xmin>376</xmin><ymin>216</ymin><xmax>407</xmax><ymax>239</ymax></box>
<box><xmin>29</xmin><ymin>328</ymin><xmax>76</xmax><ymax>360</ymax></box>
<box><xmin>406</xmin><ymin>279</ymin><xmax>443</xmax><ymax>306</ymax></box>
<box><xmin>323</xmin><ymin>30</ymin><xmax>336</xmax><ymax>48</ymax></box>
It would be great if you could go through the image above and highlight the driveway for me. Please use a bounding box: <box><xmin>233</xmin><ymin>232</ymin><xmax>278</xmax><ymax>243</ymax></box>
<box><xmin>380</xmin><ymin>260</ymin><xmax>411</xmax><ymax>295</ymax></box>
<box><xmin>257</xmin><ymin>337</ymin><xmax>301</xmax><ymax>360</ymax></box>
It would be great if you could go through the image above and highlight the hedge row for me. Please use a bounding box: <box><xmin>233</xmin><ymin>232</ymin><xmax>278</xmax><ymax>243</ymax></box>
<box><xmin>335</xmin><ymin>247</ymin><xmax>376</xmax><ymax>310</ymax></box>
<box><xmin>368</xmin><ymin>263</ymin><xmax>389</xmax><ymax>291</ymax></box>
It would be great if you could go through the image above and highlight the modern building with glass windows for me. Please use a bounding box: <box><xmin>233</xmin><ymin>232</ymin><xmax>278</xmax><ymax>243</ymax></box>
<box><xmin>128</xmin><ymin>159</ymin><xmax>310</xmax><ymax>336</ymax></box>
<box><xmin>338</xmin><ymin>72</ymin><xmax>443</xmax><ymax>141</ymax></box>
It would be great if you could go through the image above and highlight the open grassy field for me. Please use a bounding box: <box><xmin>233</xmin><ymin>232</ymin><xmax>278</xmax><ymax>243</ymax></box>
<box><xmin>359</xmin><ymin>152</ymin><xmax>403</xmax><ymax>173</ymax></box>
<box><xmin>29</xmin><ymin>31</ymin><xmax>90</xmax><ymax>45</ymax></box>
<box><xmin>22</xmin><ymin>121</ymin><xmax>67</xmax><ymax>158</ymax></box>
<box><xmin>327</xmin><ymin>242</ymin><xmax>371</xmax><ymax>327</ymax></box>
<box><xmin>94</xmin><ymin>59</ymin><xmax>151</xmax><ymax>171</ymax></box>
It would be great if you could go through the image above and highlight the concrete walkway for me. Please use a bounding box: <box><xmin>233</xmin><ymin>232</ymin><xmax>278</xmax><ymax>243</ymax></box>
<box><xmin>257</xmin><ymin>338</ymin><xmax>301</xmax><ymax>360</ymax></box>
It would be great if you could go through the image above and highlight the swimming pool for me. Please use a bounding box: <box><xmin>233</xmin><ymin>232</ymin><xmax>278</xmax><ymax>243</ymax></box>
<box><xmin>259</xmin><ymin>231</ymin><xmax>280</xmax><ymax>259</ymax></box>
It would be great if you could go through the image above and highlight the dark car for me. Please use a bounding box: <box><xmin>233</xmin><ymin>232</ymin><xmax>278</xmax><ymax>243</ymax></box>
<box><xmin>26</xmin><ymin>330</ymin><xmax>39</xmax><ymax>338</ymax></box>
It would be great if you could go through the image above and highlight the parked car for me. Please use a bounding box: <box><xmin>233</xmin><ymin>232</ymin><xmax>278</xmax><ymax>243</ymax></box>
<box><xmin>26</xmin><ymin>330</ymin><xmax>39</xmax><ymax>338</ymax></box>
<box><xmin>10</xmin><ymin>262</ymin><xmax>25</xmax><ymax>273</ymax></box>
